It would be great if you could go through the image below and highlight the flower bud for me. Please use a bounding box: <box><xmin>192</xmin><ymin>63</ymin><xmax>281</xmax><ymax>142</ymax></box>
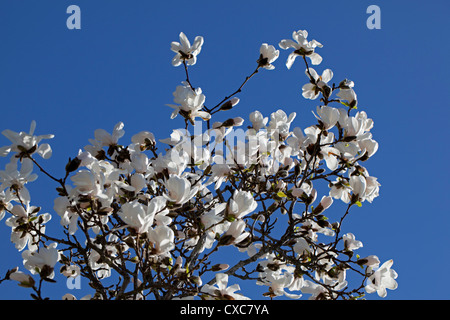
<box><xmin>211</xmin><ymin>264</ymin><xmax>229</xmax><ymax>272</ymax></box>
<box><xmin>357</xmin><ymin>255</ymin><xmax>380</xmax><ymax>267</ymax></box>
<box><xmin>221</xmin><ymin>119</ymin><xmax>235</xmax><ymax>128</ymax></box>
<box><xmin>220</xmin><ymin>98</ymin><xmax>240</xmax><ymax>111</ymax></box>
<box><xmin>312</xmin><ymin>196</ymin><xmax>333</xmax><ymax>215</ymax></box>
<box><xmin>9</xmin><ymin>271</ymin><xmax>35</xmax><ymax>288</ymax></box>
<box><xmin>339</xmin><ymin>79</ymin><xmax>354</xmax><ymax>89</ymax></box>
<box><xmin>65</xmin><ymin>157</ymin><xmax>81</xmax><ymax>173</ymax></box>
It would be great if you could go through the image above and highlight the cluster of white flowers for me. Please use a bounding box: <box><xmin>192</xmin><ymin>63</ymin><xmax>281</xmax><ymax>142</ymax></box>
<box><xmin>0</xmin><ymin>29</ymin><xmax>397</xmax><ymax>300</ymax></box>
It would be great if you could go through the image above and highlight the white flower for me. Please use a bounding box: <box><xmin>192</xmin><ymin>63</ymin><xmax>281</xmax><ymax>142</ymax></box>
<box><xmin>170</xmin><ymin>32</ymin><xmax>204</xmax><ymax>67</ymax></box>
<box><xmin>131</xmin><ymin>131</ymin><xmax>155</xmax><ymax>150</ymax></box>
<box><xmin>130</xmin><ymin>173</ymin><xmax>147</xmax><ymax>193</ymax></box>
<box><xmin>167</xmin><ymin>82</ymin><xmax>210</xmax><ymax>122</ymax></box>
<box><xmin>365</xmin><ymin>259</ymin><xmax>398</xmax><ymax>298</ymax></box>
<box><xmin>337</xmin><ymin>80</ymin><xmax>357</xmax><ymax>108</ymax></box>
<box><xmin>257</xmin><ymin>43</ymin><xmax>279</xmax><ymax>70</ymax></box>
<box><xmin>130</xmin><ymin>152</ymin><xmax>150</xmax><ymax>174</ymax></box>
<box><xmin>163</xmin><ymin>175</ymin><xmax>198</xmax><ymax>205</ymax></box>
<box><xmin>0</xmin><ymin>158</ymin><xmax>37</xmax><ymax>204</ymax></box>
<box><xmin>258</xmin><ymin>270</ymin><xmax>302</xmax><ymax>299</ymax></box>
<box><xmin>9</xmin><ymin>270</ymin><xmax>35</xmax><ymax>288</ymax></box>
<box><xmin>90</xmin><ymin>122</ymin><xmax>125</xmax><ymax>149</ymax></box>
<box><xmin>267</xmin><ymin>109</ymin><xmax>296</xmax><ymax>140</ymax></box>
<box><xmin>249</xmin><ymin>110</ymin><xmax>268</xmax><ymax>132</ymax></box>
<box><xmin>202</xmin><ymin>273</ymin><xmax>250</xmax><ymax>300</ymax></box>
<box><xmin>313</xmin><ymin>196</ymin><xmax>333</xmax><ymax>214</ymax></box>
<box><xmin>279</xmin><ymin>29</ymin><xmax>323</xmax><ymax>69</ymax></box>
<box><xmin>54</xmin><ymin>196</ymin><xmax>79</xmax><ymax>235</ymax></box>
<box><xmin>359</xmin><ymin>255</ymin><xmax>380</xmax><ymax>267</ymax></box>
<box><xmin>221</xmin><ymin>219</ymin><xmax>250</xmax><ymax>246</ymax></box>
<box><xmin>118</xmin><ymin>200</ymin><xmax>153</xmax><ymax>234</ymax></box>
<box><xmin>205</xmin><ymin>163</ymin><xmax>230</xmax><ymax>190</ymax></box>
<box><xmin>329</xmin><ymin>178</ymin><xmax>352</xmax><ymax>203</ymax></box>
<box><xmin>118</xmin><ymin>196</ymin><xmax>170</xmax><ymax>234</ymax></box>
<box><xmin>22</xmin><ymin>243</ymin><xmax>60</xmax><ymax>279</ymax></box>
<box><xmin>343</xmin><ymin>233</ymin><xmax>363</xmax><ymax>251</ymax></box>
<box><xmin>61</xmin><ymin>265</ymin><xmax>81</xmax><ymax>278</ymax></box>
<box><xmin>293</xmin><ymin>238</ymin><xmax>310</xmax><ymax>256</ymax></box>
<box><xmin>350</xmin><ymin>175</ymin><xmax>366</xmax><ymax>200</ymax></box>
<box><xmin>147</xmin><ymin>225</ymin><xmax>175</xmax><ymax>256</ymax></box>
<box><xmin>88</xmin><ymin>249</ymin><xmax>111</xmax><ymax>279</ymax></box>
<box><xmin>364</xmin><ymin>175</ymin><xmax>380</xmax><ymax>203</ymax></box>
<box><xmin>358</xmin><ymin>138</ymin><xmax>379</xmax><ymax>160</ymax></box>
<box><xmin>298</xmin><ymin>279</ymin><xmax>327</xmax><ymax>300</ymax></box>
<box><xmin>227</xmin><ymin>190</ymin><xmax>257</xmax><ymax>219</ymax></box>
<box><xmin>302</xmin><ymin>68</ymin><xmax>333</xmax><ymax>100</ymax></box>
<box><xmin>0</xmin><ymin>120</ymin><xmax>54</xmax><ymax>159</ymax></box>
<box><xmin>6</xmin><ymin>204</ymin><xmax>51</xmax><ymax>252</ymax></box>
<box><xmin>147</xmin><ymin>196</ymin><xmax>171</xmax><ymax>226</ymax></box>
<box><xmin>314</xmin><ymin>105</ymin><xmax>340</xmax><ymax>130</ymax></box>
<box><xmin>0</xmin><ymin>189</ymin><xmax>14</xmax><ymax>221</ymax></box>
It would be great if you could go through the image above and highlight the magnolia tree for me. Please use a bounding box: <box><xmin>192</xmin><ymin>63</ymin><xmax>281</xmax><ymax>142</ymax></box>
<box><xmin>0</xmin><ymin>29</ymin><xmax>398</xmax><ymax>300</ymax></box>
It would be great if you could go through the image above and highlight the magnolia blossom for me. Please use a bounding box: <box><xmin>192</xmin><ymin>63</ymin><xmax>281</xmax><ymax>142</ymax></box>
<box><xmin>9</xmin><ymin>270</ymin><xmax>35</xmax><ymax>288</ymax></box>
<box><xmin>221</xmin><ymin>219</ymin><xmax>250</xmax><ymax>246</ymax></box>
<box><xmin>267</xmin><ymin>109</ymin><xmax>296</xmax><ymax>140</ymax></box>
<box><xmin>170</xmin><ymin>32</ymin><xmax>204</xmax><ymax>67</ymax></box>
<box><xmin>365</xmin><ymin>260</ymin><xmax>398</xmax><ymax>298</ymax></box>
<box><xmin>87</xmin><ymin>122</ymin><xmax>125</xmax><ymax>152</ymax></box>
<box><xmin>337</xmin><ymin>79</ymin><xmax>358</xmax><ymax>107</ymax></box>
<box><xmin>302</xmin><ymin>68</ymin><xmax>333</xmax><ymax>100</ymax></box>
<box><xmin>358</xmin><ymin>255</ymin><xmax>380</xmax><ymax>268</ymax></box>
<box><xmin>227</xmin><ymin>190</ymin><xmax>257</xmax><ymax>219</ymax></box>
<box><xmin>249</xmin><ymin>110</ymin><xmax>268</xmax><ymax>132</ymax></box>
<box><xmin>279</xmin><ymin>29</ymin><xmax>323</xmax><ymax>68</ymax></box>
<box><xmin>205</xmin><ymin>163</ymin><xmax>230</xmax><ymax>190</ymax></box>
<box><xmin>163</xmin><ymin>175</ymin><xmax>198</xmax><ymax>205</ymax></box>
<box><xmin>22</xmin><ymin>243</ymin><xmax>60</xmax><ymax>279</ymax></box>
<box><xmin>350</xmin><ymin>175</ymin><xmax>367</xmax><ymax>201</ymax></box>
<box><xmin>6</xmin><ymin>204</ymin><xmax>51</xmax><ymax>252</ymax></box>
<box><xmin>202</xmin><ymin>273</ymin><xmax>250</xmax><ymax>300</ymax></box>
<box><xmin>259</xmin><ymin>270</ymin><xmax>302</xmax><ymax>299</ymax></box>
<box><xmin>313</xmin><ymin>196</ymin><xmax>333</xmax><ymax>214</ymax></box>
<box><xmin>0</xmin><ymin>189</ymin><xmax>14</xmax><ymax>221</ymax></box>
<box><xmin>147</xmin><ymin>225</ymin><xmax>175</xmax><ymax>256</ymax></box>
<box><xmin>343</xmin><ymin>233</ymin><xmax>363</xmax><ymax>251</ymax></box>
<box><xmin>314</xmin><ymin>105</ymin><xmax>340</xmax><ymax>130</ymax></box>
<box><xmin>293</xmin><ymin>238</ymin><xmax>310</xmax><ymax>256</ymax></box>
<box><xmin>0</xmin><ymin>158</ymin><xmax>37</xmax><ymax>203</ymax></box>
<box><xmin>61</xmin><ymin>264</ymin><xmax>81</xmax><ymax>278</ymax></box>
<box><xmin>167</xmin><ymin>82</ymin><xmax>210</xmax><ymax>122</ymax></box>
<box><xmin>0</xmin><ymin>120</ymin><xmax>54</xmax><ymax>159</ymax></box>
<box><xmin>257</xmin><ymin>43</ymin><xmax>279</xmax><ymax>70</ymax></box>
<box><xmin>131</xmin><ymin>131</ymin><xmax>155</xmax><ymax>150</ymax></box>
<box><xmin>118</xmin><ymin>200</ymin><xmax>153</xmax><ymax>234</ymax></box>
<box><xmin>329</xmin><ymin>178</ymin><xmax>352</xmax><ymax>203</ymax></box>
<box><xmin>54</xmin><ymin>196</ymin><xmax>79</xmax><ymax>235</ymax></box>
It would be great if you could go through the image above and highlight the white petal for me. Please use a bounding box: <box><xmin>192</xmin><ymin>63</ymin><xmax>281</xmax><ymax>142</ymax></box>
<box><xmin>321</xmin><ymin>69</ymin><xmax>333</xmax><ymax>83</ymax></box>
<box><xmin>279</xmin><ymin>39</ymin><xmax>297</xmax><ymax>50</ymax></box>
<box><xmin>286</xmin><ymin>52</ymin><xmax>298</xmax><ymax>69</ymax></box>
<box><xmin>308</xmin><ymin>52</ymin><xmax>322</xmax><ymax>65</ymax></box>
<box><xmin>179</xmin><ymin>32</ymin><xmax>191</xmax><ymax>50</ymax></box>
<box><xmin>37</xmin><ymin>143</ymin><xmax>52</xmax><ymax>159</ymax></box>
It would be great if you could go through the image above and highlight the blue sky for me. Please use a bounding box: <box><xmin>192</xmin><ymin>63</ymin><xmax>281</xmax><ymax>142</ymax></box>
<box><xmin>0</xmin><ymin>0</ymin><xmax>449</xmax><ymax>300</ymax></box>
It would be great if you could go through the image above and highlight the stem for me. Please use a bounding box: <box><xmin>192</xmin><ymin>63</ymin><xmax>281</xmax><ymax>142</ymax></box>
<box><xmin>208</xmin><ymin>66</ymin><xmax>260</xmax><ymax>114</ymax></box>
